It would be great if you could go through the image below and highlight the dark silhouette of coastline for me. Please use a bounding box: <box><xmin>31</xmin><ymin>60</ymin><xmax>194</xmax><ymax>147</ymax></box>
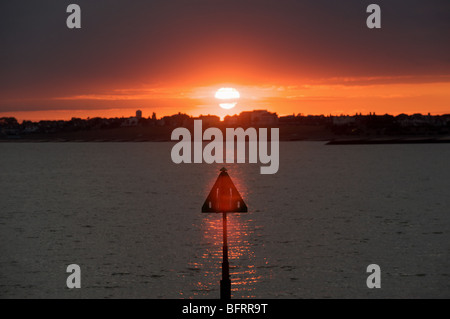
<box><xmin>1</xmin><ymin>110</ymin><xmax>450</xmax><ymax>143</ymax></box>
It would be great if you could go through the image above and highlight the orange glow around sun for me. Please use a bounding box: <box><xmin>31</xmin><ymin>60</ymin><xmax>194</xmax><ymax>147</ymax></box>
<box><xmin>1</xmin><ymin>2</ymin><xmax>449</xmax><ymax>122</ymax></box>
<box><xmin>1</xmin><ymin>79</ymin><xmax>450</xmax><ymax>121</ymax></box>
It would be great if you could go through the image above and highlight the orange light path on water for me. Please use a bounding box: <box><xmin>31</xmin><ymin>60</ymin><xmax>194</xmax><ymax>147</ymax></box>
<box><xmin>186</xmin><ymin>170</ymin><xmax>266</xmax><ymax>298</ymax></box>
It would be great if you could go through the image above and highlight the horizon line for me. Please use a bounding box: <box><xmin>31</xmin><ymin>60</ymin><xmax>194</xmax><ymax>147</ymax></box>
<box><xmin>2</xmin><ymin>109</ymin><xmax>450</xmax><ymax>124</ymax></box>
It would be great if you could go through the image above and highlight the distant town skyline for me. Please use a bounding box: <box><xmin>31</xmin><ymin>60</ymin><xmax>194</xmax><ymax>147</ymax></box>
<box><xmin>1</xmin><ymin>1</ymin><xmax>449</xmax><ymax>121</ymax></box>
<box><xmin>3</xmin><ymin>106</ymin><xmax>450</xmax><ymax>123</ymax></box>
<box><xmin>2</xmin><ymin>108</ymin><xmax>449</xmax><ymax>142</ymax></box>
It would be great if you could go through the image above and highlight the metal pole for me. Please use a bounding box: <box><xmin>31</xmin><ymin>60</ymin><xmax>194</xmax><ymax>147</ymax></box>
<box><xmin>220</xmin><ymin>212</ymin><xmax>231</xmax><ymax>299</ymax></box>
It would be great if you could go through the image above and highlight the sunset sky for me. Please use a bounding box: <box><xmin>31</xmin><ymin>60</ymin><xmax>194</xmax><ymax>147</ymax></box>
<box><xmin>1</xmin><ymin>0</ymin><xmax>449</xmax><ymax>121</ymax></box>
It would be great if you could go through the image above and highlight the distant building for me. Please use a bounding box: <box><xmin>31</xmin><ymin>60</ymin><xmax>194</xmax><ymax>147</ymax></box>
<box><xmin>278</xmin><ymin>114</ymin><xmax>297</xmax><ymax>125</ymax></box>
<box><xmin>162</xmin><ymin>112</ymin><xmax>191</xmax><ymax>127</ymax></box>
<box><xmin>122</xmin><ymin>117</ymin><xmax>139</xmax><ymax>126</ymax></box>
<box><xmin>332</xmin><ymin>116</ymin><xmax>356</xmax><ymax>126</ymax></box>
<box><xmin>250</xmin><ymin>110</ymin><xmax>278</xmax><ymax>126</ymax></box>
<box><xmin>198</xmin><ymin>114</ymin><xmax>220</xmax><ymax>127</ymax></box>
<box><xmin>238</xmin><ymin>111</ymin><xmax>252</xmax><ymax>126</ymax></box>
<box><xmin>224</xmin><ymin>115</ymin><xmax>239</xmax><ymax>126</ymax></box>
<box><xmin>121</xmin><ymin>110</ymin><xmax>143</xmax><ymax>127</ymax></box>
<box><xmin>236</xmin><ymin>110</ymin><xmax>278</xmax><ymax>126</ymax></box>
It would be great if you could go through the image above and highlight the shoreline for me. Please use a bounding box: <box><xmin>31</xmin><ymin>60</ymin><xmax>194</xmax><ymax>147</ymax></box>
<box><xmin>326</xmin><ymin>137</ymin><xmax>450</xmax><ymax>145</ymax></box>
<box><xmin>1</xmin><ymin>136</ymin><xmax>450</xmax><ymax>144</ymax></box>
<box><xmin>1</xmin><ymin>124</ymin><xmax>450</xmax><ymax>144</ymax></box>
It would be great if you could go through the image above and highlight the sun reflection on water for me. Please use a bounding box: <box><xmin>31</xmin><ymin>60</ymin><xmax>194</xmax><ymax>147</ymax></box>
<box><xmin>186</xmin><ymin>169</ymin><xmax>263</xmax><ymax>298</ymax></box>
<box><xmin>190</xmin><ymin>214</ymin><xmax>261</xmax><ymax>298</ymax></box>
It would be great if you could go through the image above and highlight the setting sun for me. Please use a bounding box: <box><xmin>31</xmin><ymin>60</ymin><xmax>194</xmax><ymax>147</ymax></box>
<box><xmin>215</xmin><ymin>88</ymin><xmax>240</xmax><ymax>110</ymax></box>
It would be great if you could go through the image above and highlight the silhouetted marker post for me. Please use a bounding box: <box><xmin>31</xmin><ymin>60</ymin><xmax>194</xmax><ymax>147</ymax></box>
<box><xmin>202</xmin><ymin>167</ymin><xmax>248</xmax><ymax>299</ymax></box>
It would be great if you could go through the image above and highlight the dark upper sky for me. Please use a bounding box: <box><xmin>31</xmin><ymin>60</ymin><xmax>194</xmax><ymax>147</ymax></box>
<box><xmin>1</xmin><ymin>0</ymin><xmax>449</xmax><ymax>117</ymax></box>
